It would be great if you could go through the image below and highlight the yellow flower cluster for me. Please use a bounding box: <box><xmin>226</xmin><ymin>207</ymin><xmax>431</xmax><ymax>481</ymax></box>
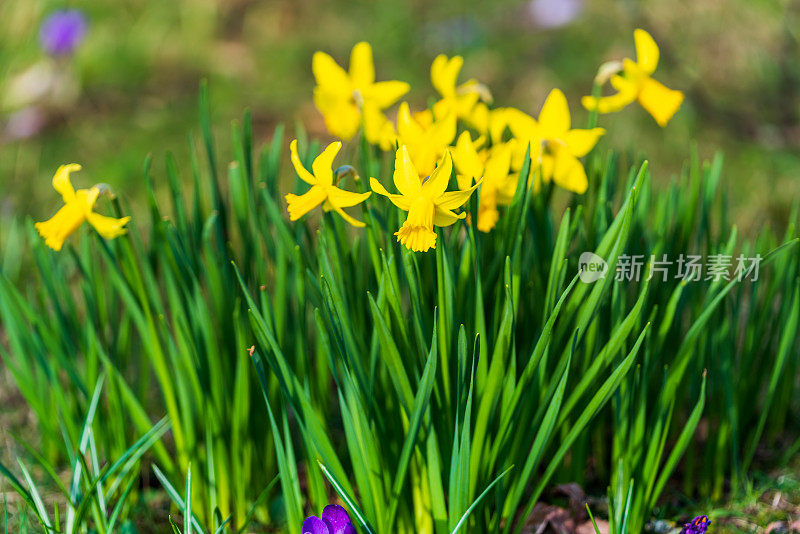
<box><xmin>36</xmin><ymin>30</ymin><xmax>682</xmax><ymax>253</ymax></box>
<box><xmin>289</xmin><ymin>30</ymin><xmax>683</xmax><ymax>252</ymax></box>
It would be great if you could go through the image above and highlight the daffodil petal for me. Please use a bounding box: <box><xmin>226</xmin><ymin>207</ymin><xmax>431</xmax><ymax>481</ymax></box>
<box><xmin>466</xmin><ymin>101</ymin><xmax>490</xmax><ymax>134</ymax></box>
<box><xmin>430</xmin><ymin>111</ymin><xmax>457</xmax><ymax>149</ymax></box>
<box><xmin>313</xmin><ymin>90</ymin><xmax>362</xmax><ymax>140</ymax></box>
<box><xmin>484</xmin><ymin>143</ymin><xmax>513</xmax><ymax>182</ymax></box>
<box><xmin>396</xmin><ymin>103</ymin><xmax>455</xmax><ymax>178</ymax></box>
<box><xmin>619</xmin><ymin>59</ymin><xmax>643</xmax><ymax>81</ymax></box>
<box><xmin>349</xmin><ymin>41</ymin><xmax>375</xmax><ymax>88</ymax></box>
<box><xmin>312</xmin><ymin>51</ymin><xmax>351</xmax><ymax>95</ymax></box>
<box><xmin>452</xmin><ymin>132</ymin><xmax>483</xmax><ymax>181</ymax></box>
<box><xmin>538</xmin><ymin>88</ymin><xmax>571</xmax><ymax>138</ymax></box>
<box><xmin>87</xmin><ymin>212</ymin><xmax>131</xmax><ymax>240</ymax></box>
<box><xmin>75</xmin><ymin>188</ymin><xmax>99</xmax><ymax>213</ymax></box>
<box><xmin>52</xmin><ymin>164</ymin><xmax>80</xmax><ymax>202</ymax></box>
<box><xmin>423</xmin><ymin>150</ymin><xmax>454</xmax><ymax>198</ymax></box>
<box><xmin>312</xmin><ymin>141</ymin><xmax>341</xmax><ymax>186</ymax></box>
<box><xmin>436</xmin><ymin>179</ymin><xmax>480</xmax><ymax>211</ymax></box>
<box><xmin>580</xmin><ymin>95</ymin><xmax>600</xmax><ymax>111</ymax></box>
<box><xmin>637</xmin><ymin>78</ymin><xmax>684</xmax><ymax>127</ymax></box>
<box><xmin>362</xmin><ymin>103</ymin><xmax>396</xmax><ymax>149</ymax></box>
<box><xmin>327</xmin><ymin>186</ymin><xmax>371</xmax><ymax>209</ymax></box>
<box><xmin>581</xmin><ymin>79</ymin><xmax>638</xmax><ymax>113</ymax></box>
<box><xmin>369</xmin><ymin>177</ymin><xmax>390</xmax><ymax>196</ymax></box>
<box><xmin>35</xmin><ymin>202</ymin><xmax>86</xmax><ymax>251</ymax></box>
<box><xmin>634</xmin><ymin>28</ymin><xmax>659</xmax><ymax>75</ymax></box>
<box><xmin>413</xmin><ymin>108</ymin><xmax>434</xmax><ymax>129</ymax></box>
<box><xmin>362</xmin><ymin>81</ymin><xmax>410</xmax><ymax>109</ymax></box>
<box><xmin>434</xmin><ymin>206</ymin><xmax>466</xmax><ymax>227</ymax></box>
<box><xmin>488</xmin><ymin>107</ymin><xmax>511</xmax><ymax>144</ymax></box>
<box><xmin>370</xmin><ymin>177</ymin><xmax>412</xmax><ymax>211</ymax></box>
<box><xmin>431</xmin><ymin>55</ymin><xmax>462</xmax><ymax>98</ymax></box>
<box><xmin>456</xmin><ymin>174</ymin><xmax>473</xmax><ymax>191</ymax></box>
<box><xmin>393</xmin><ymin>145</ymin><xmax>422</xmax><ymax>197</ymax></box>
<box><xmin>540</xmin><ymin>154</ymin><xmax>555</xmax><ymax>183</ymax></box>
<box><xmin>504</xmin><ymin>107</ymin><xmax>537</xmax><ymax>139</ymax></box>
<box><xmin>563</xmin><ymin>127</ymin><xmax>605</xmax><ymax>157</ymax></box>
<box><xmin>496</xmin><ymin>173</ymin><xmax>519</xmax><ymax>205</ymax></box>
<box><xmin>290</xmin><ymin>140</ymin><xmax>317</xmax><ymax>185</ymax></box>
<box><xmin>436</xmin><ymin>92</ymin><xmax>480</xmax><ymax>121</ymax></box>
<box><xmin>476</xmin><ymin>202</ymin><xmax>499</xmax><ymax>233</ymax></box>
<box><xmin>285</xmin><ymin>185</ymin><xmax>327</xmax><ymax>221</ymax></box>
<box><xmin>329</xmin><ymin>203</ymin><xmax>366</xmax><ymax>228</ymax></box>
<box><xmin>552</xmin><ymin>152</ymin><xmax>588</xmax><ymax>194</ymax></box>
<box><xmin>397</xmin><ymin>102</ymin><xmax>424</xmax><ymax>142</ymax></box>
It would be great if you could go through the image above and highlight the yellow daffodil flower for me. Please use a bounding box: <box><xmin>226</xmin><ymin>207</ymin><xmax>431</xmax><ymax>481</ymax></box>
<box><xmin>506</xmin><ymin>89</ymin><xmax>604</xmax><ymax>194</ymax></box>
<box><xmin>452</xmin><ymin>132</ymin><xmax>516</xmax><ymax>232</ymax></box>
<box><xmin>582</xmin><ymin>29</ymin><xmax>684</xmax><ymax>127</ymax></box>
<box><xmin>286</xmin><ymin>140</ymin><xmax>371</xmax><ymax>227</ymax></box>
<box><xmin>430</xmin><ymin>54</ymin><xmax>492</xmax><ymax>124</ymax></box>
<box><xmin>467</xmin><ymin>103</ymin><xmax>511</xmax><ymax>142</ymax></box>
<box><xmin>362</xmin><ymin>102</ymin><xmax>397</xmax><ymax>151</ymax></box>
<box><xmin>312</xmin><ymin>42</ymin><xmax>410</xmax><ymax>144</ymax></box>
<box><xmin>370</xmin><ymin>146</ymin><xmax>478</xmax><ymax>252</ymax></box>
<box><xmin>396</xmin><ymin>102</ymin><xmax>456</xmax><ymax>177</ymax></box>
<box><xmin>35</xmin><ymin>164</ymin><xmax>130</xmax><ymax>251</ymax></box>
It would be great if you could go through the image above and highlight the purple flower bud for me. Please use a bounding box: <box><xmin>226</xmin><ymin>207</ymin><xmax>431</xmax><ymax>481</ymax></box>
<box><xmin>302</xmin><ymin>504</ymin><xmax>355</xmax><ymax>534</ymax></box>
<box><xmin>302</xmin><ymin>516</ymin><xmax>330</xmax><ymax>534</ymax></box>
<box><xmin>39</xmin><ymin>10</ymin><xmax>88</xmax><ymax>56</ymax></box>
<box><xmin>680</xmin><ymin>515</ymin><xmax>710</xmax><ymax>534</ymax></box>
<box><xmin>322</xmin><ymin>505</ymin><xmax>356</xmax><ymax>534</ymax></box>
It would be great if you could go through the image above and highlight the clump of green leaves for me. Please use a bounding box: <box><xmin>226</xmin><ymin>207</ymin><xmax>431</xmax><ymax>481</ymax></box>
<box><xmin>1</xmin><ymin>86</ymin><xmax>798</xmax><ymax>532</ymax></box>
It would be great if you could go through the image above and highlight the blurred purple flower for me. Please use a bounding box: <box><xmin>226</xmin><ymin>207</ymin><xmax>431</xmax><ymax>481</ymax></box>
<box><xmin>680</xmin><ymin>515</ymin><xmax>710</xmax><ymax>534</ymax></box>
<box><xmin>4</xmin><ymin>107</ymin><xmax>47</xmax><ymax>140</ymax></box>
<box><xmin>528</xmin><ymin>0</ymin><xmax>582</xmax><ymax>28</ymax></box>
<box><xmin>39</xmin><ymin>10</ymin><xmax>87</xmax><ymax>56</ymax></box>
<box><xmin>302</xmin><ymin>505</ymin><xmax>356</xmax><ymax>534</ymax></box>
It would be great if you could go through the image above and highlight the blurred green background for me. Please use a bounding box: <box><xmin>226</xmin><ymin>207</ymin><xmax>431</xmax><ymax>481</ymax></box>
<box><xmin>1</xmin><ymin>0</ymin><xmax>798</xmax><ymax>234</ymax></box>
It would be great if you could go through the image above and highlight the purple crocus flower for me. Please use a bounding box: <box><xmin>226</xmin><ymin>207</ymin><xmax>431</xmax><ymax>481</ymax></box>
<box><xmin>302</xmin><ymin>505</ymin><xmax>356</xmax><ymax>534</ymax></box>
<box><xmin>39</xmin><ymin>10</ymin><xmax>88</xmax><ymax>56</ymax></box>
<box><xmin>680</xmin><ymin>515</ymin><xmax>710</xmax><ymax>534</ymax></box>
<box><xmin>527</xmin><ymin>0</ymin><xmax>583</xmax><ymax>28</ymax></box>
